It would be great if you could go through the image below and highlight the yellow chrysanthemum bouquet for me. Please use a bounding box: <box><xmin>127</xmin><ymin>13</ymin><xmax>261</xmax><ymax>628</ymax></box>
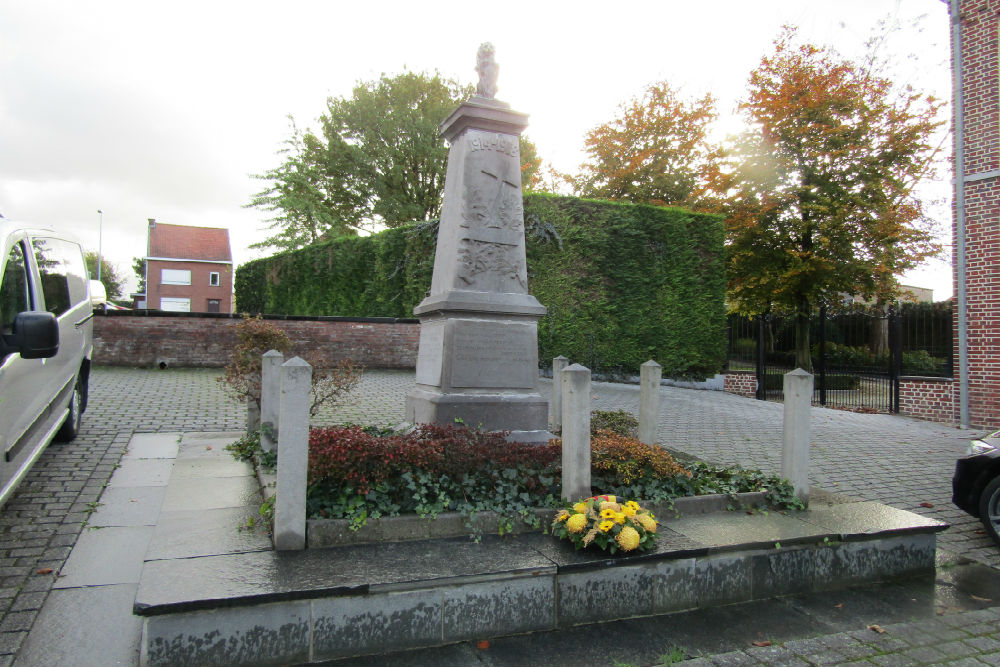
<box><xmin>551</xmin><ymin>495</ymin><xmax>658</xmax><ymax>554</ymax></box>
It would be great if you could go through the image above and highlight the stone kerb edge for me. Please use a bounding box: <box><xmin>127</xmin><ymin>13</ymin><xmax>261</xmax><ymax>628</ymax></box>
<box><xmin>304</xmin><ymin>492</ymin><xmax>772</xmax><ymax>549</ymax></box>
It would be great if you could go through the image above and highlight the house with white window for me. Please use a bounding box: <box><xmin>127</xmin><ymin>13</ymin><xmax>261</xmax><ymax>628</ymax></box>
<box><xmin>138</xmin><ymin>219</ymin><xmax>233</xmax><ymax>313</ymax></box>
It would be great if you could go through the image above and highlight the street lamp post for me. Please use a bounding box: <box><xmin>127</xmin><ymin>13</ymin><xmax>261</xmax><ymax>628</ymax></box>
<box><xmin>97</xmin><ymin>209</ymin><xmax>103</xmax><ymax>282</ymax></box>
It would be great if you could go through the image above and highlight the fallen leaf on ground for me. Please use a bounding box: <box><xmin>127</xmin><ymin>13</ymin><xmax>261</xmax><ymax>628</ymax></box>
<box><xmin>476</xmin><ymin>641</ymin><xmax>490</xmax><ymax>650</ymax></box>
<box><xmin>919</xmin><ymin>502</ymin><xmax>934</xmax><ymax>508</ymax></box>
<box><xmin>868</xmin><ymin>625</ymin><xmax>886</xmax><ymax>634</ymax></box>
<box><xmin>206</xmin><ymin>445</ymin><xmax>212</xmax><ymax>450</ymax></box>
<box><xmin>751</xmin><ymin>641</ymin><xmax>771</xmax><ymax>647</ymax></box>
<box><xmin>834</xmin><ymin>603</ymin><xmax>843</xmax><ymax>609</ymax></box>
<box><xmin>35</xmin><ymin>568</ymin><xmax>53</xmax><ymax>575</ymax></box>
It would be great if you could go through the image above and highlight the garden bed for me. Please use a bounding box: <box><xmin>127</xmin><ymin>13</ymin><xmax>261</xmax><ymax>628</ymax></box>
<box><xmin>255</xmin><ymin>467</ymin><xmax>770</xmax><ymax>547</ymax></box>
<box><xmin>238</xmin><ymin>417</ymin><xmax>798</xmax><ymax>550</ymax></box>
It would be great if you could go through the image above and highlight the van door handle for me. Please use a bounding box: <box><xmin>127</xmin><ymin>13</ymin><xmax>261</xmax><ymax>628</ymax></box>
<box><xmin>74</xmin><ymin>313</ymin><xmax>94</xmax><ymax>328</ymax></box>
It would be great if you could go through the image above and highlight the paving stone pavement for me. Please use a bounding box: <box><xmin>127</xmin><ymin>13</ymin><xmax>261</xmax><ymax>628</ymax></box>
<box><xmin>1</xmin><ymin>367</ymin><xmax>997</xmax><ymax>666</ymax></box>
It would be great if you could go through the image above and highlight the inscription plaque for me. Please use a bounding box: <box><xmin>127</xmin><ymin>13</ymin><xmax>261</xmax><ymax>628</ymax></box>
<box><xmin>450</xmin><ymin>320</ymin><xmax>536</xmax><ymax>389</ymax></box>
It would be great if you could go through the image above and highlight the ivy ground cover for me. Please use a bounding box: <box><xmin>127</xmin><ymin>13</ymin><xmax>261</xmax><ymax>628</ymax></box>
<box><xmin>301</xmin><ymin>423</ymin><xmax>802</xmax><ymax>532</ymax></box>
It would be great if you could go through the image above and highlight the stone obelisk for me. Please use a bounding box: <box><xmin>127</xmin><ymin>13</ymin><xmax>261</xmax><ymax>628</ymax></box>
<box><xmin>405</xmin><ymin>43</ymin><xmax>550</xmax><ymax>443</ymax></box>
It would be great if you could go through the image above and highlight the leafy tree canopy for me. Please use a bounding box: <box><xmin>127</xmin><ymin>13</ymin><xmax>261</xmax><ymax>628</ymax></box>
<box><xmin>574</xmin><ymin>81</ymin><xmax>717</xmax><ymax>208</ymax></box>
<box><xmin>248</xmin><ymin>71</ymin><xmax>544</xmax><ymax>251</ymax></box>
<box><xmin>84</xmin><ymin>251</ymin><xmax>125</xmax><ymax>299</ymax></box>
<box><xmin>131</xmin><ymin>256</ymin><xmax>146</xmax><ymax>293</ymax></box>
<box><xmin>709</xmin><ymin>28</ymin><xmax>943</xmax><ymax>369</ymax></box>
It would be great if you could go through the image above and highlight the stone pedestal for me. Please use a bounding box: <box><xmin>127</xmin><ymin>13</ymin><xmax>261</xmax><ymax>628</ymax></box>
<box><xmin>406</xmin><ymin>96</ymin><xmax>550</xmax><ymax>442</ymax></box>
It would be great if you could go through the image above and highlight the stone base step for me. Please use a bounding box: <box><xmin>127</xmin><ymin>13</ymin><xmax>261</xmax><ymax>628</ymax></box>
<box><xmin>135</xmin><ymin>494</ymin><xmax>946</xmax><ymax>667</ymax></box>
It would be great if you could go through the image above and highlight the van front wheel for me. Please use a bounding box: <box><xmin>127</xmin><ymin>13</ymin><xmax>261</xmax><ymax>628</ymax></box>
<box><xmin>55</xmin><ymin>378</ymin><xmax>83</xmax><ymax>443</ymax></box>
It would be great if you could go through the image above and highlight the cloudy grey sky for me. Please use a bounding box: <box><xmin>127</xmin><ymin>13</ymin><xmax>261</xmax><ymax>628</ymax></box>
<box><xmin>0</xmin><ymin>0</ymin><xmax>953</xmax><ymax>299</ymax></box>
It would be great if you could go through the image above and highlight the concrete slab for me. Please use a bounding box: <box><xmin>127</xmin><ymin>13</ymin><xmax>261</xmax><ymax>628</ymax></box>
<box><xmin>177</xmin><ymin>431</ymin><xmax>244</xmax><ymax>459</ymax></box>
<box><xmin>13</xmin><ymin>584</ymin><xmax>142</xmax><ymax>667</ymax></box>
<box><xmin>801</xmin><ymin>500</ymin><xmax>949</xmax><ymax>539</ymax></box>
<box><xmin>146</xmin><ymin>507</ymin><xmax>272</xmax><ymax>560</ymax></box>
<box><xmin>159</xmin><ymin>475</ymin><xmax>260</xmax><ymax>513</ymax></box>
<box><xmin>441</xmin><ymin>575</ymin><xmax>556</xmax><ymax>641</ymax></box>
<box><xmin>88</xmin><ymin>486</ymin><xmax>166</xmax><ymax>527</ymax></box>
<box><xmin>135</xmin><ymin>536</ymin><xmax>557</xmax><ymax>615</ymax></box>
<box><xmin>54</xmin><ymin>525</ymin><xmax>154</xmax><ymax>588</ymax></box>
<box><xmin>143</xmin><ymin>599</ymin><xmax>310</xmax><ymax>667</ymax></box>
<box><xmin>135</xmin><ymin>550</ymin><xmax>369</xmax><ymax>615</ymax></box>
<box><xmin>123</xmin><ymin>432</ymin><xmax>180</xmax><ymax>459</ymax></box>
<box><xmin>672</xmin><ymin>511</ymin><xmax>833</xmax><ymax>550</ymax></box>
<box><xmin>312</xmin><ymin>590</ymin><xmax>443</xmax><ymax>661</ymax></box>
<box><xmin>107</xmin><ymin>458</ymin><xmax>175</xmax><ymax>488</ymax></box>
<box><xmin>170</xmin><ymin>456</ymin><xmax>254</xmax><ymax>479</ymax></box>
<box><xmin>518</xmin><ymin>527</ymin><xmax>705</xmax><ymax>573</ymax></box>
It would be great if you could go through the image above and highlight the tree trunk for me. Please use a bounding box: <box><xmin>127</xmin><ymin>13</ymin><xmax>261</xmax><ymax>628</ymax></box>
<box><xmin>870</xmin><ymin>308</ymin><xmax>889</xmax><ymax>356</ymax></box>
<box><xmin>794</xmin><ymin>302</ymin><xmax>813</xmax><ymax>372</ymax></box>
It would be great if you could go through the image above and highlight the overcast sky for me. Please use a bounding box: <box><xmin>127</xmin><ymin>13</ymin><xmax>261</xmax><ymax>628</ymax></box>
<box><xmin>0</xmin><ymin>0</ymin><xmax>954</xmax><ymax>300</ymax></box>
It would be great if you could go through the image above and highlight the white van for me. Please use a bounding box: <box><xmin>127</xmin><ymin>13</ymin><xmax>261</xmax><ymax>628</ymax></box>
<box><xmin>0</xmin><ymin>220</ymin><xmax>95</xmax><ymax>507</ymax></box>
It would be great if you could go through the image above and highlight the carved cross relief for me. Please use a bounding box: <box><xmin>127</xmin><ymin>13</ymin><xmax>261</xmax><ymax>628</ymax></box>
<box><xmin>456</xmin><ymin>131</ymin><xmax>526</xmax><ymax>291</ymax></box>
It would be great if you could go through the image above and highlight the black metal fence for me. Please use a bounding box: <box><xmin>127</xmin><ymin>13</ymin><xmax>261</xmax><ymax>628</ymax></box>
<box><xmin>727</xmin><ymin>302</ymin><xmax>953</xmax><ymax>412</ymax></box>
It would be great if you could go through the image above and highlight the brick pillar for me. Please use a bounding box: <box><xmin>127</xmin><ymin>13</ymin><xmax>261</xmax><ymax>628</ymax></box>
<box><xmin>955</xmin><ymin>0</ymin><xmax>1000</xmax><ymax>429</ymax></box>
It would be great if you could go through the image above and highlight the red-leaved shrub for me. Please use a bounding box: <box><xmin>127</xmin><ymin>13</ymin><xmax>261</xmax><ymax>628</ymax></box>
<box><xmin>308</xmin><ymin>423</ymin><xmax>561</xmax><ymax>495</ymax></box>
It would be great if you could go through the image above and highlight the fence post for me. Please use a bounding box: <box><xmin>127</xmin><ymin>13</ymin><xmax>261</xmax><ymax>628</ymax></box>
<box><xmin>639</xmin><ymin>360</ymin><xmax>661</xmax><ymax>445</ymax></box>
<box><xmin>818</xmin><ymin>306</ymin><xmax>827</xmax><ymax>406</ymax></box>
<box><xmin>782</xmin><ymin>368</ymin><xmax>813</xmax><ymax>506</ymax></box>
<box><xmin>274</xmin><ymin>357</ymin><xmax>311</xmax><ymax>551</ymax></box>
<box><xmin>551</xmin><ymin>355</ymin><xmax>570</xmax><ymax>432</ymax></box>
<box><xmin>755</xmin><ymin>315</ymin><xmax>766</xmax><ymax>400</ymax></box>
<box><xmin>890</xmin><ymin>305</ymin><xmax>902</xmax><ymax>413</ymax></box>
<box><xmin>561</xmin><ymin>364</ymin><xmax>592</xmax><ymax>501</ymax></box>
<box><xmin>260</xmin><ymin>350</ymin><xmax>284</xmax><ymax>453</ymax></box>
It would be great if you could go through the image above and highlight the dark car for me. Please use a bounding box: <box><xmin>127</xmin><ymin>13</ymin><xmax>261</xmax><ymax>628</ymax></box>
<box><xmin>953</xmin><ymin>429</ymin><xmax>1000</xmax><ymax>546</ymax></box>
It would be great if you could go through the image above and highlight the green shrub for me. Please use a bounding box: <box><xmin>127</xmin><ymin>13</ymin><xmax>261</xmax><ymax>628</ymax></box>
<box><xmin>764</xmin><ymin>373</ymin><xmax>859</xmax><ymax>391</ymax></box>
<box><xmin>590</xmin><ymin>409</ymin><xmax>639</xmax><ymax>437</ymax></box>
<box><xmin>235</xmin><ymin>193</ymin><xmax>726</xmax><ymax>377</ymax></box>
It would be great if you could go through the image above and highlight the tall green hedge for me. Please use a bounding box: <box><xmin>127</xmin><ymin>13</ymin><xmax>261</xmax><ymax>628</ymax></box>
<box><xmin>235</xmin><ymin>193</ymin><xmax>726</xmax><ymax>376</ymax></box>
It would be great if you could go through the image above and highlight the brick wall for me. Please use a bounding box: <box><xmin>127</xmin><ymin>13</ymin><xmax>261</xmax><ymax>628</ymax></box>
<box><xmin>724</xmin><ymin>371</ymin><xmax>757</xmax><ymax>399</ymax></box>
<box><xmin>957</xmin><ymin>0</ymin><xmax>1000</xmax><ymax>429</ymax></box>
<box><xmin>898</xmin><ymin>377</ymin><xmax>958</xmax><ymax>424</ymax></box>
<box><xmin>93</xmin><ymin>312</ymin><xmax>419</xmax><ymax>369</ymax></box>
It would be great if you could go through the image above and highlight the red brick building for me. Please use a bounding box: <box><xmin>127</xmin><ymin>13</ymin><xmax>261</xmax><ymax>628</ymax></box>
<box><xmin>954</xmin><ymin>0</ymin><xmax>1000</xmax><ymax>428</ymax></box>
<box><xmin>142</xmin><ymin>219</ymin><xmax>233</xmax><ymax>314</ymax></box>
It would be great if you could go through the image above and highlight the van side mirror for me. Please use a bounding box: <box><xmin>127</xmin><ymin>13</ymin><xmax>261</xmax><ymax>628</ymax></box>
<box><xmin>1</xmin><ymin>312</ymin><xmax>59</xmax><ymax>359</ymax></box>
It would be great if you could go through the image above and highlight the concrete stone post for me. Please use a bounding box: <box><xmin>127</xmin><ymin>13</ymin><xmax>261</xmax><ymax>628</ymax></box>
<box><xmin>247</xmin><ymin>399</ymin><xmax>260</xmax><ymax>433</ymax></box>
<box><xmin>561</xmin><ymin>363</ymin><xmax>592</xmax><ymax>501</ymax></box>
<box><xmin>639</xmin><ymin>360</ymin><xmax>662</xmax><ymax>445</ymax></box>
<box><xmin>260</xmin><ymin>350</ymin><xmax>284</xmax><ymax>453</ymax></box>
<box><xmin>551</xmin><ymin>355</ymin><xmax>570</xmax><ymax>432</ymax></box>
<box><xmin>274</xmin><ymin>357</ymin><xmax>311</xmax><ymax>551</ymax></box>
<box><xmin>782</xmin><ymin>368</ymin><xmax>813</xmax><ymax>506</ymax></box>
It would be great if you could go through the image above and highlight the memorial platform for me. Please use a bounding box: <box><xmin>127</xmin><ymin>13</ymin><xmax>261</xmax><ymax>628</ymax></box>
<box><xmin>100</xmin><ymin>433</ymin><xmax>949</xmax><ymax>667</ymax></box>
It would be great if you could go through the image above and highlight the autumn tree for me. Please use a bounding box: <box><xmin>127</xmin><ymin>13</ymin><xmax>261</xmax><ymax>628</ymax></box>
<box><xmin>712</xmin><ymin>29</ymin><xmax>942</xmax><ymax>370</ymax></box>
<box><xmin>575</xmin><ymin>81</ymin><xmax>717</xmax><ymax>207</ymax></box>
<box><xmin>249</xmin><ymin>71</ymin><xmax>544</xmax><ymax>251</ymax></box>
<box><xmin>84</xmin><ymin>251</ymin><xmax>125</xmax><ymax>299</ymax></box>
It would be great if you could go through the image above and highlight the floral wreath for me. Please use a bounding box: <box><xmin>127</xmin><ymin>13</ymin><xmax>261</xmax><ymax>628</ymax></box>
<box><xmin>552</xmin><ymin>494</ymin><xmax>658</xmax><ymax>554</ymax></box>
